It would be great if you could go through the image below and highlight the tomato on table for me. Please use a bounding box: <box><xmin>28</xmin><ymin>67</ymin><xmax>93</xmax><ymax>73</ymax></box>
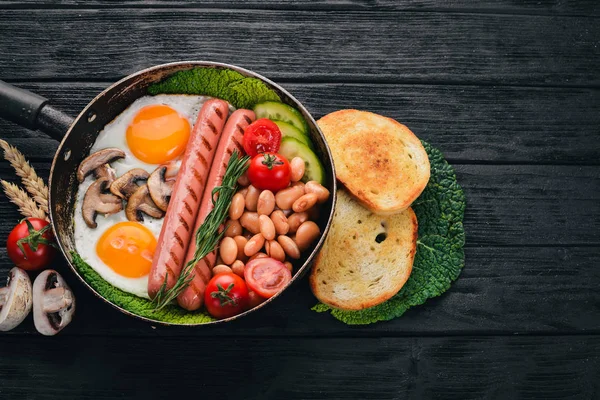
<box><xmin>243</xmin><ymin>118</ymin><xmax>282</xmax><ymax>157</ymax></box>
<box><xmin>7</xmin><ymin>218</ymin><xmax>57</xmax><ymax>271</ymax></box>
<box><xmin>247</xmin><ymin>152</ymin><xmax>291</xmax><ymax>192</ymax></box>
<box><xmin>244</xmin><ymin>257</ymin><xmax>292</xmax><ymax>299</ymax></box>
<box><xmin>204</xmin><ymin>272</ymin><xmax>250</xmax><ymax>319</ymax></box>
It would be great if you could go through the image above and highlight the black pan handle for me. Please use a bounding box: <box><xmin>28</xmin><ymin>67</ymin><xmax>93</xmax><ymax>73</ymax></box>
<box><xmin>0</xmin><ymin>80</ymin><xmax>74</xmax><ymax>142</ymax></box>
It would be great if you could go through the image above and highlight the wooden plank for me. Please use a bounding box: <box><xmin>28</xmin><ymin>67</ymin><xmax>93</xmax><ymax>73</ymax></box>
<box><xmin>1</xmin><ymin>0</ymin><xmax>598</xmax><ymax>17</ymax></box>
<box><xmin>0</xmin><ymin>163</ymin><xmax>598</xmax><ymax>246</ymax></box>
<box><xmin>0</xmin><ymin>335</ymin><xmax>598</xmax><ymax>399</ymax></box>
<box><xmin>1</xmin><ymin>243</ymin><xmax>599</xmax><ymax>337</ymax></box>
<box><xmin>0</xmin><ymin>10</ymin><xmax>598</xmax><ymax>85</ymax></box>
<box><xmin>457</xmin><ymin>164</ymin><xmax>600</xmax><ymax>246</ymax></box>
<box><xmin>1</xmin><ymin>82</ymin><xmax>599</xmax><ymax>164</ymax></box>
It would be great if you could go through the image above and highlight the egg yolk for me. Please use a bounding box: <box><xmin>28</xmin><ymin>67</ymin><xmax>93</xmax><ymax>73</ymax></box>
<box><xmin>96</xmin><ymin>221</ymin><xmax>157</xmax><ymax>278</ymax></box>
<box><xmin>126</xmin><ymin>104</ymin><xmax>190</xmax><ymax>164</ymax></box>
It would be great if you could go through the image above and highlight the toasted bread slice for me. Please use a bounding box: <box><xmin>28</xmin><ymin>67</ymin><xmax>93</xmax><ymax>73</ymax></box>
<box><xmin>317</xmin><ymin>110</ymin><xmax>430</xmax><ymax>214</ymax></box>
<box><xmin>310</xmin><ymin>189</ymin><xmax>417</xmax><ymax>310</ymax></box>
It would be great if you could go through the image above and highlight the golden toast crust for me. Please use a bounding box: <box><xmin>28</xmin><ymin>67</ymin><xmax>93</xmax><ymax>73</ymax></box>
<box><xmin>317</xmin><ymin>110</ymin><xmax>430</xmax><ymax>214</ymax></box>
<box><xmin>310</xmin><ymin>189</ymin><xmax>418</xmax><ymax>310</ymax></box>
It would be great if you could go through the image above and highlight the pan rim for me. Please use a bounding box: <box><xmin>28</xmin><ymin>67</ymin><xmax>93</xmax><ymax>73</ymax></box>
<box><xmin>48</xmin><ymin>61</ymin><xmax>337</xmax><ymax>326</ymax></box>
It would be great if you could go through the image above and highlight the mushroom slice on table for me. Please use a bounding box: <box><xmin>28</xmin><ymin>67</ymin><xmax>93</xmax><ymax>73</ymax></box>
<box><xmin>82</xmin><ymin>177</ymin><xmax>123</xmax><ymax>228</ymax></box>
<box><xmin>110</xmin><ymin>168</ymin><xmax>150</xmax><ymax>199</ymax></box>
<box><xmin>77</xmin><ymin>148</ymin><xmax>125</xmax><ymax>183</ymax></box>
<box><xmin>147</xmin><ymin>163</ymin><xmax>180</xmax><ymax>212</ymax></box>
<box><xmin>33</xmin><ymin>270</ymin><xmax>75</xmax><ymax>336</ymax></box>
<box><xmin>126</xmin><ymin>184</ymin><xmax>165</xmax><ymax>222</ymax></box>
<box><xmin>0</xmin><ymin>267</ymin><xmax>33</xmax><ymax>332</ymax></box>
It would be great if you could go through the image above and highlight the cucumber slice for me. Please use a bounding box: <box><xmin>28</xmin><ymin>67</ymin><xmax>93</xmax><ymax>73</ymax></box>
<box><xmin>273</xmin><ymin>120</ymin><xmax>313</xmax><ymax>148</ymax></box>
<box><xmin>279</xmin><ymin>137</ymin><xmax>325</xmax><ymax>185</ymax></box>
<box><xmin>254</xmin><ymin>101</ymin><xmax>310</xmax><ymax>136</ymax></box>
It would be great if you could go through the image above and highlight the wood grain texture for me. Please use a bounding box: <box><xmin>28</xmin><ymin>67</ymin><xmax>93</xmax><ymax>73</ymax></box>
<box><xmin>0</xmin><ymin>335</ymin><xmax>598</xmax><ymax>399</ymax></box>
<box><xmin>0</xmin><ymin>163</ymin><xmax>598</xmax><ymax>246</ymax></box>
<box><xmin>1</xmin><ymin>0</ymin><xmax>598</xmax><ymax>16</ymax></box>
<box><xmin>1</xmin><ymin>243</ymin><xmax>599</xmax><ymax>336</ymax></box>
<box><xmin>1</xmin><ymin>82</ymin><xmax>599</xmax><ymax>164</ymax></box>
<box><xmin>457</xmin><ymin>164</ymin><xmax>600</xmax><ymax>246</ymax></box>
<box><xmin>0</xmin><ymin>10</ymin><xmax>598</xmax><ymax>85</ymax></box>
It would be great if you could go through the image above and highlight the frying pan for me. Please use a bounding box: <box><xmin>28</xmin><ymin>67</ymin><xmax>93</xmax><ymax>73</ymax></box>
<box><xmin>0</xmin><ymin>61</ymin><xmax>336</xmax><ymax>326</ymax></box>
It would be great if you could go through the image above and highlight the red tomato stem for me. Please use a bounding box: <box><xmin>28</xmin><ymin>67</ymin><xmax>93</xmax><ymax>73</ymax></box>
<box><xmin>210</xmin><ymin>282</ymin><xmax>238</xmax><ymax>307</ymax></box>
<box><xmin>16</xmin><ymin>220</ymin><xmax>57</xmax><ymax>258</ymax></box>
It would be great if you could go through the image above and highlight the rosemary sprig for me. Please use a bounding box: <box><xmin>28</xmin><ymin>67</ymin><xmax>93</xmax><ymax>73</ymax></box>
<box><xmin>152</xmin><ymin>150</ymin><xmax>249</xmax><ymax>310</ymax></box>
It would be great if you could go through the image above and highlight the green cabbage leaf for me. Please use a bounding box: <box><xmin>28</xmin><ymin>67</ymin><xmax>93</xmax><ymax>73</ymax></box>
<box><xmin>71</xmin><ymin>252</ymin><xmax>215</xmax><ymax>324</ymax></box>
<box><xmin>312</xmin><ymin>141</ymin><xmax>466</xmax><ymax>324</ymax></box>
<box><xmin>148</xmin><ymin>67</ymin><xmax>280</xmax><ymax>109</ymax></box>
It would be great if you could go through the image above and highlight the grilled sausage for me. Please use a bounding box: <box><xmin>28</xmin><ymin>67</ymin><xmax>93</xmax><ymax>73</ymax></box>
<box><xmin>176</xmin><ymin>108</ymin><xmax>256</xmax><ymax>310</ymax></box>
<box><xmin>147</xmin><ymin>99</ymin><xmax>229</xmax><ymax>299</ymax></box>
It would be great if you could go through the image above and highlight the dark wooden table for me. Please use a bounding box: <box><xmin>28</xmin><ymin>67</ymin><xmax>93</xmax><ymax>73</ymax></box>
<box><xmin>1</xmin><ymin>1</ymin><xmax>599</xmax><ymax>399</ymax></box>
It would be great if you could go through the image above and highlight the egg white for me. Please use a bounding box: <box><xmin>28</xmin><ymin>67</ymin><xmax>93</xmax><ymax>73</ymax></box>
<box><xmin>74</xmin><ymin>94</ymin><xmax>222</xmax><ymax>298</ymax></box>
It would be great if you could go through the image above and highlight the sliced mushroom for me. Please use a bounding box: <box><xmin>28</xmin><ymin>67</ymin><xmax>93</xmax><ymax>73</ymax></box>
<box><xmin>82</xmin><ymin>177</ymin><xmax>123</xmax><ymax>228</ymax></box>
<box><xmin>0</xmin><ymin>267</ymin><xmax>33</xmax><ymax>332</ymax></box>
<box><xmin>95</xmin><ymin>163</ymin><xmax>117</xmax><ymax>183</ymax></box>
<box><xmin>110</xmin><ymin>168</ymin><xmax>150</xmax><ymax>199</ymax></box>
<box><xmin>147</xmin><ymin>163</ymin><xmax>180</xmax><ymax>212</ymax></box>
<box><xmin>77</xmin><ymin>148</ymin><xmax>125</xmax><ymax>183</ymax></box>
<box><xmin>126</xmin><ymin>184</ymin><xmax>165</xmax><ymax>222</ymax></box>
<box><xmin>33</xmin><ymin>270</ymin><xmax>75</xmax><ymax>336</ymax></box>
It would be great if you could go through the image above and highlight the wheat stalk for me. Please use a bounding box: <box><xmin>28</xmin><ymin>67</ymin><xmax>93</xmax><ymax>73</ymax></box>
<box><xmin>1</xmin><ymin>180</ymin><xmax>47</xmax><ymax>220</ymax></box>
<box><xmin>0</xmin><ymin>139</ymin><xmax>49</xmax><ymax>213</ymax></box>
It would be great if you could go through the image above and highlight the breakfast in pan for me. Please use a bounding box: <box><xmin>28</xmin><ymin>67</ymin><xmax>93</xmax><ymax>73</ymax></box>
<box><xmin>0</xmin><ymin>61</ymin><xmax>464</xmax><ymax>332</ymax></box>
<box><xmin>0</xmin><ymin>62</ymin><xmax>336</xmax><ymax>327</ymax></box>
<box><xmin>73</xmin><ymin>92</ymin><xmax>329</xmax><ymax>319</ymax></box>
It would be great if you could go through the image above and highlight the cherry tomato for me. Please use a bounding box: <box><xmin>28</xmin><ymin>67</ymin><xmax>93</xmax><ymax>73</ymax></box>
<box><xmin>244</xmin><ymin>257</ymin><xmax>292</xmax><ymax>298</ymax></box>
<box><xmin>204</xmin><ymin>272</ymin><xmax>250</xmax><ymax>319</ymax></box>
<box><xmin>248</xmin><ymin>291</ymin><xmax>267</xmax><ymax>309</ymax></box>
<box><xmin>7</xmin><ymin>218</ymin><xmax>57</xmax><ymax>271</ymax></box>
<box><xmin>247</xmin><ymin>152</ymin><xmax>291</xmax><ymax>192</ymax></box>
<box><xmin>243</xmin><ymin>118</ymin><xmax>282</xmax><ymax>157</ymax></box>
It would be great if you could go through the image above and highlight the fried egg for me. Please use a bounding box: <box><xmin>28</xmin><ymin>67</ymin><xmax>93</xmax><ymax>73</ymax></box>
<box><xmin>74</xmin><ymin>94</ymin><xmax>222</xmax><ymax>298</ymax></box>
<box><xmin>89</xmin><ymin>94</ymin><xmax>213</xmax><ymax>176</ymax></box>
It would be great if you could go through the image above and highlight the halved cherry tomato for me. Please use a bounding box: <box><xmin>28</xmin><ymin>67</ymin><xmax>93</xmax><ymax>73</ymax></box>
<box><xmin>7</xmin><ymin>218</ymin><xmax>57</xmax><ymax>271</ymax></box>
<box><xmin>243</xmin><ymin>118</ymin><xmax>282</xmax><ymax>157</ymax></box>
<box><xmin>247</xmin><ymin>152</ymin><xmax>291</xmax><ymax>192</ymax></box>
<box><xmin>204</xmin><ymin>272</ymin><xmax>249</xmax><ymax>319</ymax></box>
<box><xmin>244</xmin><ymin>257</ymin><xmax>292</xmax><ymax>299</ymax></box>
